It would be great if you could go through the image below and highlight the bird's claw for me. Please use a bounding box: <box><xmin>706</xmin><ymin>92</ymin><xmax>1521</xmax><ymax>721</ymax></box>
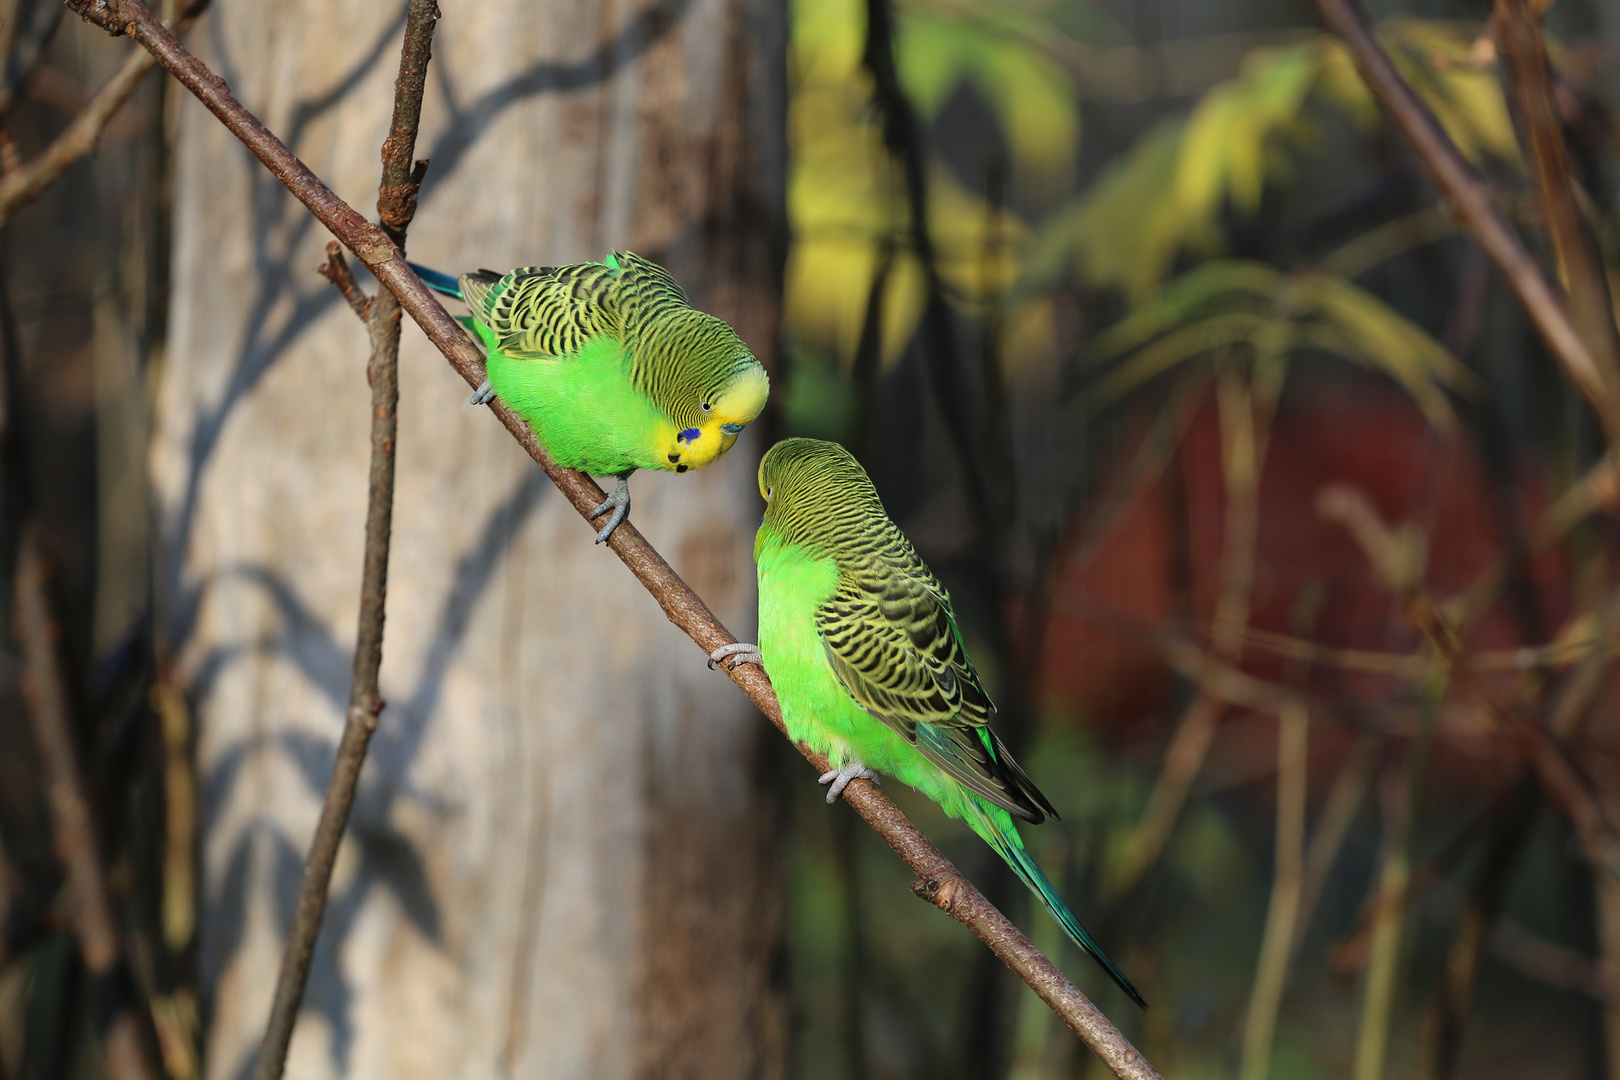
<box><xmin>819</xmin><ymin>760</ymin><xmax>881</xmax><ymax>803</ymax></box>
<box><xmin>469</xmin><ymin>379</ymin><xmax>496</xmax><ymax>405</ymax></box>
<box><xmin>708</xmin><ymin>643</ymin><xmax>763</xmax><ymax>671</ymax></box>
<box><xmin>589</xmin><ymin>477</ymin><xmax>632</xmax><ymax>544</ymax></box>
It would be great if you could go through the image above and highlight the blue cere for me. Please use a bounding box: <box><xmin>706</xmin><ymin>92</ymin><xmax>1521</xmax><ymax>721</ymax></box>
<box><xmin>721</xmin><ymin>423</ymin><xmax>744</xmax><ymax>434</ymax></box>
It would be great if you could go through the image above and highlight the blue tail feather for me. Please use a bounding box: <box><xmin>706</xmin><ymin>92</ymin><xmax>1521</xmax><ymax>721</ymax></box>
<box><xmin>408</xmin><ymin>262</ymin><xmax>462</xmax><ymax>300</ymax></box>
<box><xmin>966</xmin><ymin>800</ymin><xmax>1148</xmax><ymax>1009</ymax></box>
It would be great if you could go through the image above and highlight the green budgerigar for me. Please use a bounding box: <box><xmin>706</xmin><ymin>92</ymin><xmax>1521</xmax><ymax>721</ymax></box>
<box><xmin>413</xmin><ymin>252</ymin><xmax>769</xmax><ymax>541</ymax></box>
<box><xmin>712</xmin><ymin>438</ymin><xmax>1146</xmax><ymax>1009</ymax></box>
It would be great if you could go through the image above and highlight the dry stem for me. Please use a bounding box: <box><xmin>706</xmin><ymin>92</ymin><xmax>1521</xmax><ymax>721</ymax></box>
<box><xmin>1110</xmin><ymin>367</ymin><xmax>1274</xmax><ymax>897</ymax></box>
<box><xmin>1310</xmin><ymin>0</ymin><xmax>1620</xmax><ymax>440</ymax></box>
<box><xmin>1318</xmin><ymin>485</ymin><xmax>1620</xmax><ymax>878</ymax></box>
<box><xmin>14</xmin><ymin>526</ymin><xmax>162</xmax><ymax>1080</ymax></box>
<box><xmin>1238</xmin><ymin>698</ymin><xmax>1309</xmax><ymax>1080</ymax></box>
<box><xmin>1493</xmin><ymin>0</ymin><xmax>1620</xmax><ymax>404</ymax></box>
<box><xmin>0</xmin><ymin>0</ymin><xmax>210</xmax><ymax>227</ymax></box>
<box><xmin>1353</xmin><ymin>741</ymin><xmax>1426</xmax><ymax>1080</ymax></box>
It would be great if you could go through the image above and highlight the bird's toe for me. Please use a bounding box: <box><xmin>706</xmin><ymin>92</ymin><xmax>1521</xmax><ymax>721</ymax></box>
<box><xmin>819</xmin><ymin>761</ymin><xmax>880</xmax><ymax>803</ymax></box>
<box><xmin>708</xmin><ymin>643</ymin><xmax>763</xmax><ymax>671</ymax></box>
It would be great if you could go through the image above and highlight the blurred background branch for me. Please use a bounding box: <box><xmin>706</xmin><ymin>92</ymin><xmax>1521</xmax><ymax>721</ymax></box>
<box><xmin>14</xmin><ymin>526</ymin><xmax>161</xmax><ymax>1080</ymax></box>
<box><xmin>0</xmin><ymin>0</ymin><xmax>208</xmax><ymax>226</ymax></box>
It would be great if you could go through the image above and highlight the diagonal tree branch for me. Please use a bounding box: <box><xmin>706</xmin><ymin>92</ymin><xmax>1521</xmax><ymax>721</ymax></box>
<box><xmin>0</xmin><ymin>0</ymin><xmax>211</xmax><ymax>227</ymax></box>
<box><xmin>63</xmin><ymin>1</ymin><xmax>1162</xmax><ymax>1074</ymax></box>
<box><xmin>247</xmin><ymin>0</ymin><xmax>436</xmax><ymax>1077</ymax></box>
<box><xmin>1493</xmin><ymin>0</ymin><xmax>1620</xmax><ymax>399</ymax></box>
<box><xmin>1311</xmin><ymin>0</ymin><xmax>1620</xmax><ymax>441</ymax></box>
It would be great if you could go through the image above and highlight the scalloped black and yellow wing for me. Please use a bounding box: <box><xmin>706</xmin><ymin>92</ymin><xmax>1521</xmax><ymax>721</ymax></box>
<box><xmin>458</xmin><ymin>251</ymin><xmax>692</xmax><ymax>360</ymax></box>
<box><xmin>814</xmin><ymin>551</ymin><xmax>1057</xmax><ymax>824</ymax></box>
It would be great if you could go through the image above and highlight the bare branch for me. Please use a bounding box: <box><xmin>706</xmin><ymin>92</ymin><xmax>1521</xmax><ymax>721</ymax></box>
<box><xmin>1310</xmin><ymin>0</ymin><xmax>1620</xmax><ymax>439</ymax></box>
<box><xmin>1493</xmin><ymin>0</ymin><xmax>1620</xmax><ymax>396</ymax></box>
<box><xmin>0</xmin><ymin>0</ymin><xmax>210</xmax><ymax>227</ymax></box>
<box><xmin>1318</xmin><ymin>485</ymin><xmax>1620</xmax><ymax>879</ymax></box>
<box><xmin>1109</xmin><ymin>367</ymin><xmax>1274</xmax><ymax>898</ymax></box>
<box><xmin>374</xmin><ymin>0</ymin><xmax>435</xmax><ymax>245</ymax></box>
<box><xmin>1352</xmin><ymin>745</ymin><xmax>1424</xmax><ymax>1080</ymax></box>
<box><xmin>1238</xmin><ymin>698</ymin><xmax>1309</xmax><ymax>1080</ymax></box>
<box><xmin>13</xmin><ymin>525</ymin><xmax>162</xmax><ymax>1080</ymax></box>
<box><xmin>68</xmin><ymin>0</ymin><xmax>1164</xmax><ymax>1072</ymax></box>
<box><xmin>316</xmin><ymin>245</ymin><xmax>370</xmax><ymax>318</ymax></box>
<box><xmin>249</xmin><ymin>0</ymin><xmax>436</xmax><ymax>1075</ymax></box>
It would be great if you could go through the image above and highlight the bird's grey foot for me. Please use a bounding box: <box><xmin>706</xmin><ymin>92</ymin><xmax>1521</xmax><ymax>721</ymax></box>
<box><xmin>588</xmin><ymin>477</ymin><xmax>631</xmax><ymax>544</ymax></box>
<box><xmin>708</xmin><ymin>642</ymin><xmax>763</xmax><ymax>671</ymax></box>
<box><xmin>819</xmin><ymin>760</ymin><xmax>881</xmax><ymax>803</ymax></box>
<box><xmin>469</xmin><ymin>379</ymin><xmax>496</xmax><ymax>405</ymax></box>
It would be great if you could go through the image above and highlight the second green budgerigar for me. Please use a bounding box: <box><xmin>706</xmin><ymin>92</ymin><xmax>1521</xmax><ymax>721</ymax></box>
<box><xmin>713</xmin><ymin>438</ymin><xmax>1146</xmax><ymax>1009</ymax></box>
<box><xmin>413</xmin><ymin>252</ymin><xmax>769</xmax><ymax>541</ymax></box>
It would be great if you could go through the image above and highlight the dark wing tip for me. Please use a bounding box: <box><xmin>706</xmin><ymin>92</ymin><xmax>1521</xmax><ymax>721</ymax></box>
<box><xmin>985</xmin><ymin>728</ymin><xmax>1060</xmax><ymax>823</ymax></box>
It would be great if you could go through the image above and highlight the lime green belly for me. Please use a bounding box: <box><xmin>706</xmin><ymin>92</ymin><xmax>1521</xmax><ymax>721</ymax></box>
<box><xmin>483</xmin><ymin>331</ymin><xmax>668</xmax><ymax>477</ymax></box>
<box><xmin>756</xmin><ymin>535</ymin><xmax>957</xmax><ymax>809</ymax></box>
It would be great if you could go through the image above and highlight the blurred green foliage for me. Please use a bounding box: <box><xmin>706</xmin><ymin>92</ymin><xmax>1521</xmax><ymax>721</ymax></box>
<box><xmin>777</xmin><ymin>0</ymin><xmax>1620</xmax><ymax>1077</ymax></box>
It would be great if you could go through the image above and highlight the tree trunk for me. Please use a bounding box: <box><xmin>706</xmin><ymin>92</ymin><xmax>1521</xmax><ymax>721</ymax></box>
<box><xmin>152</xmin><ymin>2</ymin><xmax>786</xmax><ymax>1077</ymax></box>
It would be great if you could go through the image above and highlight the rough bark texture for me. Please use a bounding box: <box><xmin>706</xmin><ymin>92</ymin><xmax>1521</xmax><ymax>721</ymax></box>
<box><xmin>151</xmin><ymin>2</ymin><xmax>787</xmax><ymax>1078</ymax></box>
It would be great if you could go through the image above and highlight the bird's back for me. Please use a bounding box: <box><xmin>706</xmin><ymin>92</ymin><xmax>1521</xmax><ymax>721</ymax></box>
<box><xmin>461</xmin><ymin>251</ymin><xmax>691</xmax><ymax>360</ymax></box>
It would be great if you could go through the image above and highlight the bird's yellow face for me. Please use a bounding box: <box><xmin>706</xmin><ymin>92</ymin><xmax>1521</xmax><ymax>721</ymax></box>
<box><xmin>658</xmin><ymin>364</ymin><xmax>770</xmax><ymax>473</ymax></box>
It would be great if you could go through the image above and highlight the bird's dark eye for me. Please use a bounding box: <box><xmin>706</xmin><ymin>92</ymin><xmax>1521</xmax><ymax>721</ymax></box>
<box><xmin>721</xmin><ymin>423</ymin><xmax>744</xmax><ymax>435</ymax></box>
<box><xmin>766</xmin><ymin>486</ymin><xmax>773</xmax><ymax>498</ymax></box>
<box><xmin>700</xmin><ymin>401</ymin><xmax>713</xmax><ymax>413</ymax></box>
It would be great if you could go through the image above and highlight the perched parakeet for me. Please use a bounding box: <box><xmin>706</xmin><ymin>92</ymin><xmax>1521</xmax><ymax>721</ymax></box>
<box><xmin>413</xmin><ymin>252</ymin><xmax>769</xmax><ymax>541</ymax></box>
<box><xmin>713</xmin><ymin>438</ymin><xmax>1146</xmax><ymax>1009</ymax></box>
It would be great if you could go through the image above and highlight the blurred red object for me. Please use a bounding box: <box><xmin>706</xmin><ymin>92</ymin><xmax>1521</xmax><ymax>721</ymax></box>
<box><xmin>1026</xmin><ymin>373</ymin><xmax>1605</xmax><ymax>789</ymax></box>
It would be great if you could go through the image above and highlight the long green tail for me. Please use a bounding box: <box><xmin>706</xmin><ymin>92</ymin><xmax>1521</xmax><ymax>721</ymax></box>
<box><xmin>964</xmin><ymin>798</ymin><xmax>1148</xmax><ymax>1009</ymax></box>
<box><xmin>409</xmin><ymin>262</ymin><xmax>462</xmax><ymax>300</ymax></box>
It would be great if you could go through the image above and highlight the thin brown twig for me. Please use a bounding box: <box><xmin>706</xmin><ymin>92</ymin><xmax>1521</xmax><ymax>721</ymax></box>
<box><xmin>1318</xmin><ymin>485</ymin><xmax>1620</xmax><ymax>879</ymax></box>
<box><xmin>1238</xmin><ymin>697</ymin><xmax>1309</xmax><ymax>1080</ymax></box>
<box><xmin>317</xmin><ymin>250</ymin><xmax>369</xmax><ymax>317</ymax></box>
<box><xmin>248</xmin><ymin>0</ymin><xmax>436</xmax><ymax>1075</ymax></box>
<box><xmin>1240</xmin><ymin>625</ymin><xmax>1616</xmax><ymax>677</ymax></box>
<box><xmin>1310</xmin><ymin>0</ymin><xmax>1620</xmax><ymax>440</ymax></box>
<box><xmin>1297</xmin><ymin>735</ymin><xmax>1381</xmax><ymax>950</ymax></box>
<box><xmin>1419</xmin><ymin>779</ymin><xmax>1538</xmax><ymax>1080</ymax></box>
<box><xmin>1109</xmin><ymin>367</ymin><xmax>1274</xmax><ymax>898</ymax></box>
<box><xmin>1332</xmin><ymin>780</ymin><xmax>1529</xmax><ymax>974</ymax></box>
<box><xmin>1548</xmin><ymin>587</ymin><xmax>1620</xmax><ymax>740</ymax></box>
<box><xmin>1493</xmin><ymin>0</ymin><xmax>1620</xmax><ymax>400</ymax></box>
<box><xmin>13</xmin><ymin>525</ymin><xmax>162</xmax><ymax>1080</ymax></box>
<box><xmin>1353</xmin><ymin>735</ymin><xmax>1429</xmax><ymax>1080</ymax></box>
<box><xmin>1331</xmin><ymin>589</ymin><xmax>1620</xmax><ymax>1033</ymax></box>
<box><xmin>0</xmin><ymin>0</ymin><xmax>210</xmax><ymax>227</ymax></box>
<box><xmin>1251</xmin><ymin>454</ymin><xmax>1619</xmax><ymax>682</ymax></box>
<box><xmin>62</xmin><ymin>0</ymin><xmax>1162</xmax><ymax>1075</ymax></box>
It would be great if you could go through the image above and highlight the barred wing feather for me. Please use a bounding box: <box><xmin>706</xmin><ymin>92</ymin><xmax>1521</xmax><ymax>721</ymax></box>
<box><xmin>459</xmin><ymin>251</ymin><xmax>692</xmax><ymax>360</ymax></box>
<box><xmin>815</xmin><ymin>563</ymin><xmax>1055</xmax><ymax>823</ymax></box>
